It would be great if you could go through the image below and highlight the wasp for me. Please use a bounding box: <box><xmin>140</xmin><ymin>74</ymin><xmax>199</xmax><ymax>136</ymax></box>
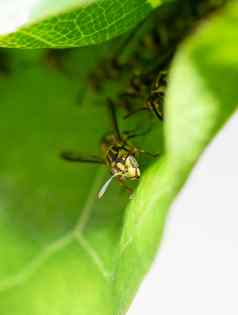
<box><xmin>89</xmin><ymin>30</ymin><xmax>138</xmax><ymax>91</ymax></box>
<box><xmin>61</xmin><ymin>99</ymin><xmax>158</xmax><ymax>198</ymax></box>
<box><xmin>88</xmin><ymin>18</ymin><xmax>155</xmax><ymax>92</ymax></box>
<box><xmin>89</xmin><ymin>56</ymin><xmax>125</xmax><ymax>91</ymax></box>
<box><xmin>119</xmin><ymin>69</ymin><xmax>167</xmax><ymax>121</ymax></box>
<box><xmin>116</xmin><ymin>43</ymin><xmax>173</xmax><ymax>121</ymax></box>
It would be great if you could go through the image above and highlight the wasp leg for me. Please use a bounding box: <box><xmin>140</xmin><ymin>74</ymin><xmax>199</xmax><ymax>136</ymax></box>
<box><xmin>124</xmin><ymin>107</ymin><xmax>149</xmax><ymax>119</ymax></box>
<box><xmin>119</xmin><ymin>91</ymin><xmax>138</xmax><ymax>101</ymax></box>
<box><xmin>151</xmin><ymin>102</ymin><xmax>164</xmax><ymax>121</ymax></box>
<box><xmin>61</xmin><ymin>151</ymin><xmax>104</xmax><ymax>164</ymax></box>
<box><xmin>118</xmin><ymin>98</ymin><xmax>134</xmax><ymax>113</ymax></box>
<box><xmin>124</xmin><ymin>125</ymin><xmax>152</xmax><ymax>140</ymax></box>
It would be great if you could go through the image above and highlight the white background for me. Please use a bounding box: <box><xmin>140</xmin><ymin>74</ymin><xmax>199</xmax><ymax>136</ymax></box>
<box><xmin>128</xmin><ymin>112</ymin><xmax>238</xmax><ymax>315</ymax></box>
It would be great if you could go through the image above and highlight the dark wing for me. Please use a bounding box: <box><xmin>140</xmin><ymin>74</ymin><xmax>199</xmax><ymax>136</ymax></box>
<box><xmin>61</xmin><ymin>151</ymin><xmax>104</xmax><ymax>164</ymax></box>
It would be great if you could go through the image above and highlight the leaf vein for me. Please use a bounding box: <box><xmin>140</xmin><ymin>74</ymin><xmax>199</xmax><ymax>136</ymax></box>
<box><xmin>75</xmin><ymin>233</ymin><xmax>112</xmax><ymax>280</ymax></box>
<box><xmin>0</xmin><ymin>233</ymin><xmax>74</xmax><ymax>292</ymax></box>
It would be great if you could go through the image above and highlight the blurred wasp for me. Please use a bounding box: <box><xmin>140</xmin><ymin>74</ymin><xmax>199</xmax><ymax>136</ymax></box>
<box><xmin>43</xmin><ymin>48</ymin><xmax>73</xmax><ymax>76</ymax></box>
<box><xmin>0</xmin><ymin>49</ymin><xmax>11</xmax><ymax>76</ymax></box>
<box><xmin>89</xmin><ymin>26</ymin><xmax>141</xmax><ymax>91</ymax></box>
<box><xmin>88</xmin><ymin>17</ymin><xmax>161</xmax><ymax>91</ymax></box>
<box><xmin>61</xmin><ymin>100</ymin><xmax>158</xmax><ymax>198</ymax></box>
<box><xmin>113</xmin><ymin>39</ymin><xmax>173</xmax><ymax>121</ymax></box>
<box><xmin>114</xmin><ymin>63</ymin><xmax>168</xmax><ymax>123</ymax></box>
<box><xmin>123</xmin><ymin>70</ymin><xmax>167</xmax><ymax>121</ymax></box>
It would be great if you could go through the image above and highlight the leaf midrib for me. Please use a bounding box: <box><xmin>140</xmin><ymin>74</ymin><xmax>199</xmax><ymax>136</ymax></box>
<box><xmin>0</xmin><ymin>166</ymin><xmax>111</xmax><ymax>292</ymax></box>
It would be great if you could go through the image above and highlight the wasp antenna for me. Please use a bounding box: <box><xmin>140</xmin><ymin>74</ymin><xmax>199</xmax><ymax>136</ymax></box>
<box><xmin>97</xmin><ymin>173</ymin><xmax>120</xmax><ymax>199</ymax></box>
<box><xmin>61</xmin><ymin>151</ymin><xmax>104</xmax><ymax>164</ymax></box>
<box><xmin>107</xmin><ymin>98</ymin><xmax>122</xmax><ymax>140</ymax></box>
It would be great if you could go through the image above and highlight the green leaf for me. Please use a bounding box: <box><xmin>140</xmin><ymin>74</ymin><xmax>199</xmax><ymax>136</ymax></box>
<box><xmin>114</xmin><ymin>2</ymin><xmax>238</xmax><ymax>314</ymax></box>
<box><xmin>0</xmin><ymin>2</ymin><xmax>237</xmax><ymax>315</ymax></box>
<box><xmin>0</xmin><ymin>0</ymin><xmax>164</xmax><ymax>48</ymax></box>
<box><xmin>0</xmin><ymin>44</ymin><xmax>164</xmax><ymax>315</ymax></box>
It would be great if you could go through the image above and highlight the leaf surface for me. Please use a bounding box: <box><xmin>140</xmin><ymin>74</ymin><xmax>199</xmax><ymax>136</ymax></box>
<box><xmin>0</xmin><ymin>3</ymin><xmax>237</xmax><ymax>315</ymax></box>
<box><xmin>0</xmin><ymin>0</ymin><xmax>164</xmax><ymax>48</ymax></box>
<box><xmin>114</xmin><ymin>3</ymin><xmax>238</xmax><ymax>313</ymax></box>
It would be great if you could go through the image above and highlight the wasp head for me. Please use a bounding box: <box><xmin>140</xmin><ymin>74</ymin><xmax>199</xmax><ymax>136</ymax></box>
<box><xmin>113</xmin><ymin>154</ymin><xmax>140</xmax><ymax>180</ymax></box>
<box><xmin>98</xmin><ymin>154</ymin><xmax>140</xmax><ymax>199</ymax></box>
